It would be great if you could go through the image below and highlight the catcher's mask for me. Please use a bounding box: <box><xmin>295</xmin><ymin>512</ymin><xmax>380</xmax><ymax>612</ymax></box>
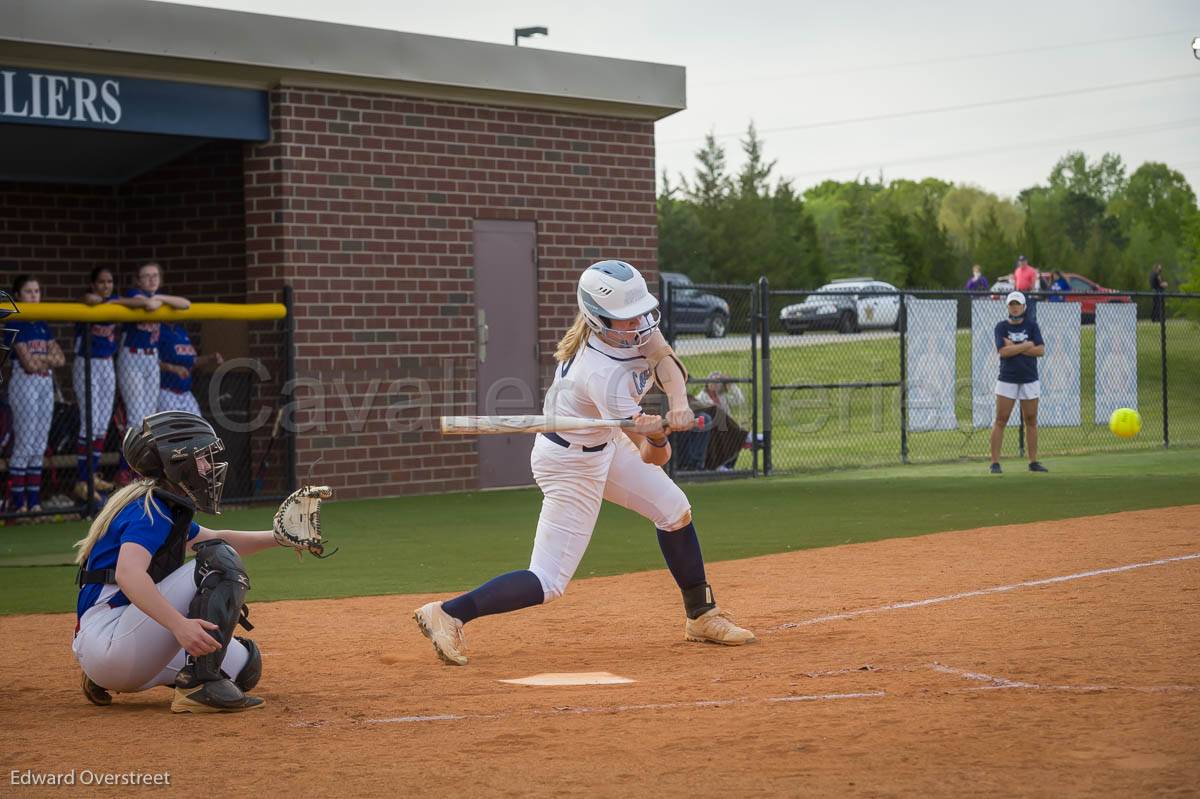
<box><xmin>123</xmin><ymin>411</ymin><xmax>228</xmax><ymax>514</ymax></box>
<box><xmin>0</xmin><ymin>291</ymin><xmax>17</xmax><ymax>381</ymax></box>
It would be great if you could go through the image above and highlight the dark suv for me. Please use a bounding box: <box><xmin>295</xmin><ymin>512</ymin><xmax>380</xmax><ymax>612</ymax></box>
<box><xmin>660</xmin><ymin>272</ymin><xmax>730</xmax><ymax>338</ymax></box>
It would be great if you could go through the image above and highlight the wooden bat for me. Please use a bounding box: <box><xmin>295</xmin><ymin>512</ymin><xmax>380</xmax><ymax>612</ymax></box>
<box><xmin>439</xmin><ymin>415</ymin><xmax>703</xmax><ymax>436</ymax></box>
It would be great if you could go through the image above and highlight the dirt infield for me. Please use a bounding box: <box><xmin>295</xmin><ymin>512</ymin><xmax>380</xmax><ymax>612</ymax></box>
<box><xmin>3</xmin><ymin>506</ymin><xmax>1198</xmax><ymax>797</ymax></box>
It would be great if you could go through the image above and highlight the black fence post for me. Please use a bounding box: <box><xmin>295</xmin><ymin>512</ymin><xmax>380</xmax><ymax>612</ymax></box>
<box><xmin>1161</xmin><ymin>297</ymin><xmax>1169</xmax><ymax>449</ymax></box>
<box><xmin>83</xmin><ymin>326</ymin><xmax>95</xmax><ymax>515</ymax></box>
<box><xmin>282</xmin><ymin>285</ymin><xmax>297</xmax><ymax>493</ymax></box>
<box><xmin>758</xmin><ymin>276</ymin><xmax>772</xmax><ymax>476</ymax></box>
<box><xmin>899</xmin><ymin>292</ymin><xmax>908</xmax><ymax>464</ymax></box>
<box><xmin>750</xmin><ymin>284</ymin><xmax>759</xmax><ymax>477</ymax></box>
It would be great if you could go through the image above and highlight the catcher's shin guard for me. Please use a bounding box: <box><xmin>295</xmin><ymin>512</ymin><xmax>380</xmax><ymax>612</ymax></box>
<box><xmin>179</xmin><ymin>539</ymin><xmax>252</xmax><ymax>684</ymax></box>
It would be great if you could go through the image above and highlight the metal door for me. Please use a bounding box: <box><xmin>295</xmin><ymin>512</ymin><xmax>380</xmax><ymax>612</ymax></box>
<box><xmin>473</xmin><ymin>220</ymin><xmax>539</xmax><ymax>488</ymax></box>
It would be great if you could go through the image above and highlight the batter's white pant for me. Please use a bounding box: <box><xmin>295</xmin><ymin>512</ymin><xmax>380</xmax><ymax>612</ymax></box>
<box><xmin>7</xmin><ymin>370</ymin><xmax>54</xmax><ymax>472</ymax></box>
<box><xmin>72</xmin><ymin>560</ymin><xmax>250</xmax><ymax>693</ymax></box>
<box><xmin>116</xmin><ymin>350</ymin><xmax>159</xmax><ymax>431</ymax></box>
<box><xmin>529</xmin><ymin>434</ymin><xmax>691</xmax><ymax>602</ymax></box>
<box><xmin>72</xmin><ymin>357</ymin><xmax>116</xmax><ymax>439</ymax></box>
<box><xmin>157</xmin><ymin>388</ymin><xmax>201</xmax><ymax>416</ymax></box>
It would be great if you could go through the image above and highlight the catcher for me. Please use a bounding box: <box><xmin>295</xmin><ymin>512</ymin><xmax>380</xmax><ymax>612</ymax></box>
<box><xmin>72</xmin><ymin>410</ymin><xmax>332</xmax><ymax>713</ymax></box>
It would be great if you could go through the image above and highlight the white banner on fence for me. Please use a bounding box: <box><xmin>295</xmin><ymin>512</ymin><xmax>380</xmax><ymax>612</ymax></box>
<box><xmin>1095</xmin><ymin>303</ymin><xmax>1138</xmax><ymax>423</ymax></box>
<box><xmin>971</xmin><ymin>299</ymin><xmax>1018</xmax><ymax>428</ymax></box>
<box><xmin>905</xmin><ymin>299</ymin><xmax>958</xmax><ymax>431</ymax></box>
<box><xmin>1036</xmin><ymin>301</ymin><xmax>1081</xmax><ymax>427</ymax></box>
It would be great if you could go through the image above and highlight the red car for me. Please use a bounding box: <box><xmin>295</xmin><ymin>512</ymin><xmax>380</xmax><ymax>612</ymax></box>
<box><xmin>1040</xmin><ymin>271</ymin><xmax>1133</xmax><ymax>322</ymax></box>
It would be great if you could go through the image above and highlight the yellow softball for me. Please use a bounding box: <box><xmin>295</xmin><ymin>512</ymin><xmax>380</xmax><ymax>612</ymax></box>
<box><xmin>1109</xmin><ymin>407</ymin><xmax>1142</xmax><ymax>439</ymax></box>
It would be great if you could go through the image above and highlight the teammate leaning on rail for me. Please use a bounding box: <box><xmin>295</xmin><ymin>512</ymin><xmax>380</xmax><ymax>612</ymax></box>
<box><xmin>413</xmin><ymin>260</ymin><xmax>755</xmax><ymax>666</ymax></box>
<box><xmin>73</xmin><ymin>411</ymin><xmax>332</xmax><ymax>713</ymax></box>
<box><xmin>7</xmin><ymin>275</ymin><xmax>65</xmax><ymax>516</ymax></box>
<box><xmin>114</xmin><ymin>262</ymin><xmax>190</xmax><ymax>487</ymax></box>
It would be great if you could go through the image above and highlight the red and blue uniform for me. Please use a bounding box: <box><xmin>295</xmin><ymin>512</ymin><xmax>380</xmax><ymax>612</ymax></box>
<box><xmin>158</xmin><ymin>324</ymin><xmax>196</xmax><ymax>393</ymax></box>
<box><xmin>121</xmin><ymin>288</ymin><xmax>159</xmax><ymax>351</ymax></box>
<box><xmin>73</xmin><ymin>298</ymin><xmax>119</xmax><ymax>485</ymax></box>
<box><xmin>8</xmin><ymin>320</ymin><xmax>56</xmax><ymax>508</ymax></box>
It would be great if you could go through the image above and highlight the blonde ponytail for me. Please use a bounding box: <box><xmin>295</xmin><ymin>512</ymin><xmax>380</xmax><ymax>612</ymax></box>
<box><xmin>554</xmin><ymin>314</ymin><xmax>591</xmax><ymax>362</ymax></box>
<box><xmin>74</xmin><ymin>479</ymin><xmax>166</xmax><ymax>565</ymax></box>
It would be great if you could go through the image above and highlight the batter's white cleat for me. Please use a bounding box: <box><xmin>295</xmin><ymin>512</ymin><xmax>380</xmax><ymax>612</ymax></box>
<box><xmin>413</xmin><ymin>601</ymin><xmax>468</xmax><ymax>665</ymax></box>
<box><xmin>685</xmin><ymin>608</ymin><xmax>756</xmax><ymax>646</ymax></box>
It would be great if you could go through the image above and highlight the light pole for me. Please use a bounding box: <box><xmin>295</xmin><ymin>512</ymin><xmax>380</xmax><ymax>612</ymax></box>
<box><xmin>514</xmin><ymin>26</ymin><xmax>548</xmax><ymax>46</ymax></box>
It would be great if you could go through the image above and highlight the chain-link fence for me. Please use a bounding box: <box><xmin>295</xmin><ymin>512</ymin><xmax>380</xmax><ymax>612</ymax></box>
<box><xmin>662</xmin><ymin>276</ymin><xmax>1200</xmax><ymax>476</ymax></box>
<box><xmin>659</xmin><ymin>279</ymin><xmax>761</xmax><ymax>480</ymax></box>
<box><xmin>1</xmin><ymin>294</ymin><xmax>293</xmax><ymax>523</ymax></box>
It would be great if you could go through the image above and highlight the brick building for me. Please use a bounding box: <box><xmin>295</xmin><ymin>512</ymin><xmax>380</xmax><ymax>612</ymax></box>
<box><xmin>0</xmin><ymin>0</ymin><xmax>685</xmax><ymax>497</ymax></box>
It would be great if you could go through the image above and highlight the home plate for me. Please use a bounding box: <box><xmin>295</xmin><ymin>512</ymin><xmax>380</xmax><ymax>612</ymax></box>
<box><xmin>498</xmin><ymin>672</ymin><xmax>636</xmax><ymax>687</ymax></box>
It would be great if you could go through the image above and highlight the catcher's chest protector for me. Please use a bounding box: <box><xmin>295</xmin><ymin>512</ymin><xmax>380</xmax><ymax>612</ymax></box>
<box><xmin>147</xmin><ymin>492</ymin><xmax>195</xmax><ymax>584</ymax></box>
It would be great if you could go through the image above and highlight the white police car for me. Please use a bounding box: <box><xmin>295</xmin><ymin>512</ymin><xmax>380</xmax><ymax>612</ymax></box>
<box><xmin>779</xmin><ymin>278</ymin><xmax>901</xmax><ymax>335</ymax></box>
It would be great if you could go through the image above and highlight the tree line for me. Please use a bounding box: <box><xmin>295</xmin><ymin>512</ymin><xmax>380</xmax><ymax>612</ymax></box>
<box><xmin>658</xmin><ymin>123</ymin><xmax>1200</xmax><ymax>294</ymax></box>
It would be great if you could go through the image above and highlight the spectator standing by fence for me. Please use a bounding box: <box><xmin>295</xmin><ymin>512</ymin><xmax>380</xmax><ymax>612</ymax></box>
<box><xmin>1150</xmin><ymin>263</ymin><xmax>1168</xmax><ymax>322</ymax></box>
<box><xmin>1048</xmin><ymin>270</ymin><xmax>1070</xmax><ymax>303</ymax></box>
<box><xmin>7</xmin><ymin>275</ymin><xmax>64</xmax><ymax>515</ymax></box>
<box><xmin>1013</xmin><ymin>256</ymin><xmax>1040</xmax><ymax>321</ymax></box>
<box><xmin>990</xmin><ymin>291</ymin><xmax>1048</xmax><ymax>475</ymax></box>
<box><xmin>965</xmin><ymin>265</ymin><xmax>989</xmax><ymax>292</ymax></box>
<box><xmin>115</xmin><ymin>263</ymin><xmax>190</xmax><ymax>485</ymax></box>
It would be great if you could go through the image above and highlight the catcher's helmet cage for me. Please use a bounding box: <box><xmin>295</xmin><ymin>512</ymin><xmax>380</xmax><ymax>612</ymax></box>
<box><xmin>0</xmin><ymin>291</ymin><xmax>18</xmax><ymax>382</ymax></box>
<box><xmin>123</xmin><ymin>411</ymin><xmax>228</xmax><ymax>515</ymax></box>
<box><xmin>577</xmin><ymin>260</ymin><xmax>660</xmax><ymax>348</ymax></box>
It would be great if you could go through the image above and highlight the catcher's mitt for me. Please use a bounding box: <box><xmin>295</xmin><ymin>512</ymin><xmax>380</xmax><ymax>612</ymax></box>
<box><xmin>273</xmin><ymin>485</ymin><xmax>336</xmax><ymax>558</ymax></box>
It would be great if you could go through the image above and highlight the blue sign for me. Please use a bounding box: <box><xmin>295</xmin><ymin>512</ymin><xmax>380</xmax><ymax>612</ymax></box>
<box><xmin>0</xmin><ymin>67</ymin><xmax>269</xmax><ymax>141</ymax></box>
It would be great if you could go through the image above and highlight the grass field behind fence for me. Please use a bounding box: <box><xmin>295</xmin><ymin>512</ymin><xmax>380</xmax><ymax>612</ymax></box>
<box><xmin>676</xmin><ymin>319</ymin><xmax>1200</xmax><ymax>472</ymax></box>
<box><xmin>2</xmin><ymin>449</ymin><xmax>1196</xmax><ymax>616</ymax></box>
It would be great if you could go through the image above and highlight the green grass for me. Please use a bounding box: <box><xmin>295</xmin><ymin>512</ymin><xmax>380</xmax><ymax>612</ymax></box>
<box><xmin>676</xmin><ymin>319</ymin><xmax>1200</xmax><ymax>472</ymax></box>
<box><xmin>3</xmin><ymin>448</ymin><xmax>1196</xmax><ymax>616</ymax></box>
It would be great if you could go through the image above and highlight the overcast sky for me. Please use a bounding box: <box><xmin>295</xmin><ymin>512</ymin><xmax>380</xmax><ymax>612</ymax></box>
<box><xmin>164</xmin><ymin>0</ymin><xmax>1200</xmax><ymax>200</ymax></box>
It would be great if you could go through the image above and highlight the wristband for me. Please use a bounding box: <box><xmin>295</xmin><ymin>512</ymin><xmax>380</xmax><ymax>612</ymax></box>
<box><xmin>646</xmin><ymin>436</ymin><xmax>668</xmax><ymax>448</ymax></box>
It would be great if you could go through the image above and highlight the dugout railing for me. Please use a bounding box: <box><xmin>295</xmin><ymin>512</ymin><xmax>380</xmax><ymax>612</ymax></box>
<box><xmin>1</xmin><ymin>290</ymin><xmax>295</xmax><ymax>523</ymax></box>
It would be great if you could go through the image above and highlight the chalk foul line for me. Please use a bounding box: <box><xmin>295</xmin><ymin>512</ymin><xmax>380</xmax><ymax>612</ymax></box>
<box><xmin>363</xmin><ymin>691</ymin><xmax>886</xmax><ymax>725</ymax></box>
<box><xmin>929</xmin><ymin>662</ymin><xmax>1200</xmax><ymax>694</ymax></box>
<box><xmin>774</xmin><ymin>552</ymin><xmax>1200</xmax><ymax>630</ymax></box>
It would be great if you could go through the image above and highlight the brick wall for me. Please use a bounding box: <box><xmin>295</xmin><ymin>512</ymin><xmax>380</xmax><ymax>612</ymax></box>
<box><xmin>244</xmin><ymin>87</ymin><xmax>659</xmax><ymax>497</ymax></box>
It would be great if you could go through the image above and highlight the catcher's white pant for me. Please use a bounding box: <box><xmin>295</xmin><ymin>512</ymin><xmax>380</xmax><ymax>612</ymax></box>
<box><xmin>116</xmin><ymin>350</ymin><xmax>158</xmax><ymax>431</ymax></box>
<box><xmin>529</xmin><ymin>433</ymin><xmax>691</xmax><ymax>602</ymax></box>
<box><xmin>72</xmin><ymin>356</ymin><xmax>116</xmax><ymax>439</ymax></box>
<box><xmin>72</xmin><ymin>560</ymin><xmax>250</xmax><ymax>693</ymax></box>
<box><xmin>157</xmin><ymin>388</ymin><xmax>201</xmax><ymax>416</ymax></box>
<box><xmin>8</xmin><ymin>370</ymin><xmax>54</xmax><ymax>472</ymax></box>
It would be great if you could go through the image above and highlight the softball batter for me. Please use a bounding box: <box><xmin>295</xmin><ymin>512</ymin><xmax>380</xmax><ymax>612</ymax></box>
<box><xmin>8</xmin><ymin>275</ymin><xmax>65</xmax><ymax>515</ymax></box>
<box><xmin>115</xmin><ymin>263</ymin><xmax>190</xmax><ymax>485</ymax></box>
<box><xmin>414</xmin><ymin>261</ymin><xmax>754</xmax><ymax>665</ymax></box>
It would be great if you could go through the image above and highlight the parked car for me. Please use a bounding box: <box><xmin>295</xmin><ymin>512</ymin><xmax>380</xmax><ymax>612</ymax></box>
<box><xmin>660</xmin><ymin>272</ymin><xmax>730</xmax><ymax>338</ymax></box>
<box><xmin>1040</xmin><ymin>271</ymin><xmax>1132</xmax><ymax>322</ymax></box>
<box><xmin>779</xmin><ymin>278</ymin><xmax>901</xmax><ymax>334</ymax></box>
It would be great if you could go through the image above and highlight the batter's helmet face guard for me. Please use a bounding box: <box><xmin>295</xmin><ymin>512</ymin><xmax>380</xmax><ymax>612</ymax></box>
<box><xmin>0</xmin><ymin>291</ymin><xmax>18</xmax><ymax>382</ymax></box>
<box><xmin>577</xmin><ymin>260</ymin><xmax>661</xmax><ymax>349</ymax></box>
<box><xmin>123</xmin><ymin>411</ymin><xmax>229</xmax><ymax>515</ymax></box>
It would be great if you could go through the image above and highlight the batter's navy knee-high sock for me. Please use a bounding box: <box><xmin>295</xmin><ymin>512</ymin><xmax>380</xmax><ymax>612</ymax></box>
<box><xmin>442</xmin><ymin>570</ymin><xmax>544</xmax><ymax>625</ymax></box>
<box><xmin>657</xmin><ymin>523</ymin><xmax>716</xmax><ymax>619</ymax></box>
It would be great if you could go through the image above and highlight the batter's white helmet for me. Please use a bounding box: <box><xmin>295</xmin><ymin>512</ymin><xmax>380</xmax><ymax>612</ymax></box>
<box><xmin>577</xmin><ymin>260</ymin><xmax>660</xmax><ymax>348</ymax></box>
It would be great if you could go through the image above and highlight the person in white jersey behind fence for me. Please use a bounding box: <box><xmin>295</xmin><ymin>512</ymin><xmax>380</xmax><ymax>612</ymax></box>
<box><xmin>413</xmin><ymin>260</ymin><xmax>755</xmax><ymax>666</ymax></box>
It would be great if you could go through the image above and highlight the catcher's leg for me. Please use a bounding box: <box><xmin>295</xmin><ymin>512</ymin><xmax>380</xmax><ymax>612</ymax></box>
<box><xmin>172</xmin><ymin>539</ymin><xmax>264</xmax><ymax>713</ymax></box>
